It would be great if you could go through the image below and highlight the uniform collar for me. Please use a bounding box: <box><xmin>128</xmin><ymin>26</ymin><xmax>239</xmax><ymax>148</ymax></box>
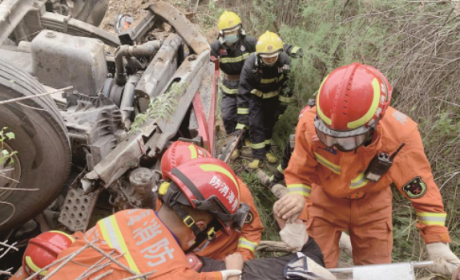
<box><xmin>155</xmin><ymin>211</ymin><xmax>181</xmax><ymax>246</ymax></box>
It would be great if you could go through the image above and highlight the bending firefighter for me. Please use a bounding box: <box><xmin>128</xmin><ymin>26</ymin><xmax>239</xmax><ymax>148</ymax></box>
<box><xmin>274</xmin><ymin>63</ymin><xmax>460</xmax><ymax>276</ymax></box>
<box><xmin>236</xmin><ymin>31</ymin><xmax>294</xmax><ymax>169</ymax></box>
<box><xmin>211</xmin><ymin>11</ymin><xmax>301</xmax><ymax>158</ymax></box>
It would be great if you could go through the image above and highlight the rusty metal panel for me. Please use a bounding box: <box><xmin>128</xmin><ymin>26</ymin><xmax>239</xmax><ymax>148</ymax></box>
<box><xmin>0</xmin><ymin>0</ymin><xmax>38</xmax><ymax>45</ymax></box>
<box><xmin>40</xmin><ymin>12</ymin><xmax>120</xmax><ymax>47</ymax></box>
<box><xmin>146</xmin><ymin>50</ymin><xmax>210</xmax><ymax>156</ymax></box>
<box><xmin>149</xmin><ymin>1</ymin><xmax>209</xmax><ymax>54</ymax></box>
<box><xmin>135</xmin><ymin>33</ymin><xmax>183</xmax><ymax>112</ymax></box>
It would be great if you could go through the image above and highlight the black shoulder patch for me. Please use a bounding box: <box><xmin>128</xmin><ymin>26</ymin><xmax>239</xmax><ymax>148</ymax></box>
<box><xmin>245</xmin><ymin>211</ymin><xmax>254</xmax><ymax>224</ymax></box>
<box><xmin>402</xmin><ymin>177</ymin><xmax>427</xmax><ymax>199</ymax></box>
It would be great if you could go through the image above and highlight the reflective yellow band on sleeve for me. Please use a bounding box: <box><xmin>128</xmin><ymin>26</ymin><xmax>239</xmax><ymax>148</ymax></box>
<box><xmin>279</xmin><ymin>95</ymin><xmax>294</xmax><ymax>103</ymax></box>
<box><xmin>350</xmin><ymin>172</ymin><xmax>369</xmax><ymax>189</ymax></box>
<box><xmin>220</xmin><ymin>53</ymin><xmax>250</xmax><ymax>63</ymax></box>
<box><xmin>264</xmin><ymin>139</ymin><xmax>272</xmax><ymax>145</ymax></box>
<box><xmin>417</xmin><ymin>212</ymin><xmax>447</xmax><ymax>226</ymax></box>
<box><xmin>251</xmin><ymin>142</ymin><xmax>265</xmax><ymax>150</ymax></box>
<box><xmin>314</xmin><ymin>152</ymin><xmax>341</xmax><ymax>174</ymax></box>
<box><xmin>277</xmin><ymin>164</ymin><xmax>285</xmax><ymax>174</ymax></box>
<box><xmin>238</xmin><ymin>238</ymin><xmax>258</xmax><ymax>253</ymax></box>
<box><xmin>261</xmin><ymin>74</ymin><xmax>284</xmax><ymax>84</ymax></box>
<box><xmin>251</xmin><ymin>89</ymin><xmax>280</xmax><ymax>99</ymax></box>
<box><xmin>287</xmin><ymin>183</ymin><xmax>312</xmax><ymax>197</ymax></box>
<box><xmin>236</xmin><ymin>123</ymin><xmax>246</xmax><ymax>130</ymax></box>
<box><xmin>221</xmin><ymin>84</ymin><xmax>239</xmax><ymax>94</ymax></box>
<box><xmin>237</xmin><ymin>108</ymin><xmax>249</xmax><ymax>114</ymax></box>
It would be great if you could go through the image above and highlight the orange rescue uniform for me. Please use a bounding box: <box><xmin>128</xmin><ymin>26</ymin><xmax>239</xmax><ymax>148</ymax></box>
<box><xmin>194</xmin><ymin>177</ymin><xmax>264</xmax><ymax>261</ymax></box>
<box><xmin>285</xmin><ymin>106</ymin><xmax>450</xmax><ymax>268</ymax></box>
<box><xmin>47</xmin><ymin>209</ymin><xmax>223</xmax><ymax>280</ymax></box>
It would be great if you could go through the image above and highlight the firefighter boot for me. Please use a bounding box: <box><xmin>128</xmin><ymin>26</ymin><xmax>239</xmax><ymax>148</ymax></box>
<box><xmin>230</xmin><ymin>149</ymin><xmax>240</xmax><ymax>160</ymax></box>
<box><xmin>248</xmin><ymin>159</ymin><xmax>261</xmax><ymax>169</ymax></box>
<box><xmin>266</xmin><ymin>152</ymin><xmax>277</xmax><ymax>163</ymax></box>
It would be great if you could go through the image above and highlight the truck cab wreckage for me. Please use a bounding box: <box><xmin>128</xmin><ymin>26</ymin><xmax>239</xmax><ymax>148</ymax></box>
<box><xmin>0</xmin><ymin>0</ymin><xmax>219</xmax><ymax>242</ymax></box>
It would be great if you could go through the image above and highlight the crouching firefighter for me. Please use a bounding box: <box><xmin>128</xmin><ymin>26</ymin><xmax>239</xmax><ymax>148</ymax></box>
<box><xmin>160</xmin><ymin>141</ymin><xmax>264</xmax><ymax>261</ymax></box>
<box><xmin>28</xmin><ymin>158</ymin><xmax>251</xmax><ymax>280</ymax></box>
<box><xmin>274</xmin><ymin>63</ymin><xmax>460</xmax><ymax>276</ymax></box>
<box><xmin>211</xmin><ymin>11</ymin><xmax>302</xmax><ymax>160</ymax></box>
<box><xmin>235</xmin><ymin>31</ymin><xmax>294</xmax><ymax>169</ymax></box>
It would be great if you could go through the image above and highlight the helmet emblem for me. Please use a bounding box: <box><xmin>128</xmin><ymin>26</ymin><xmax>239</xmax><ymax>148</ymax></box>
<box><xmin>229</xmin><ymin>20</ymin><xmax>233</xmax><ymax>25</ymax></box>
<box><xmin>267</xmin><ymin>45</ymin><xmax>273</xmax><ymax>51</ymax></box>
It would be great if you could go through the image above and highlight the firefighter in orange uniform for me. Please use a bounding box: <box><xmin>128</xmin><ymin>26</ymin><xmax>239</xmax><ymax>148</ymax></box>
<box><xmin>274</xmin><ymin>63</ymin><xmax>460</xmax><ymax>276</ymax></box>
<box><xmin>160</xmin><ymin>141</ymin><xmax>264</xmax><ymax>260</ymax></box>
<box><xmin>35</xmin><ymin>158</ymin><xmax>247</xmax><ymax>280</ymax></box>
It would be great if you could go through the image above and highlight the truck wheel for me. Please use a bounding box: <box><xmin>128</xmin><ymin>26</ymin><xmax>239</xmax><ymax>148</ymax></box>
<box><xmin>0</xmin><ymin>58</ymin><xmax>71</xmax><ymax>234</ymax></box>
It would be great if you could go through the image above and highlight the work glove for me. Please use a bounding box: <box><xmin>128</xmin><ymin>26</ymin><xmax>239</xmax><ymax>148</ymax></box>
<box><xmin>426</xmin><ymin>242</ymin><xmax>460</xmax><ymax>276</ymax></box>
<box><xmin>280</xmin><ymin>221</ymin><xmax>309</xmax><ymax>251</ymax></box>
<box><xmin>275</xmin><ymin>103</ymin><xmax>288</xmax><ymax>120</ymax></box>
<box><xmin>220</xmin><ymin>269</ymin><xmax>242</xmax><ymax>280</ymax></box>
<box><xmin>285</xmin><ymin>46</ymin><xmax>304</xmax><ymax>59</ymax></box>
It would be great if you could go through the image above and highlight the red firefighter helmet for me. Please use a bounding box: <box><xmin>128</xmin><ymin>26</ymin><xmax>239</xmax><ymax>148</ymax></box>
<box><xmin>159</xmin><ymin>158</ymin><xmax>248</xmax><ymax>236</ymax></box>
<box><xmin>23</xmin><ymin>231</ymin><xmax>75</xmax><ymax>279</ymax></box>
<box><xmin>161</xmin><ymin>141</ymin><xmax>211</xmax><ymax>180</ymax></box>
<box><xmin>315</xmin><ymin>62</ymin><xmax>392</xmax><ymax>151</ymax></box>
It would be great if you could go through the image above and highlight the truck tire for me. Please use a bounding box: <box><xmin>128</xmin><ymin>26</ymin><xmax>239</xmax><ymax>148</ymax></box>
<box><xmin>0</xmin><ymin>58</ymin><xmax>71</xmax><ymax>234</ymax></box>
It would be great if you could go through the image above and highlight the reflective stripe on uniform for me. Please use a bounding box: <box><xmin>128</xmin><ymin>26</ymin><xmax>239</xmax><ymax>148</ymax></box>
<box><xmin>347</xmin><ymin>78</ymin><xmax>380</xmax><ymax>129</ymax></box>
<box><xmin>277</xmin><ymin>164</ymin><xmax>284</xmax><ymax>174</ymax></box>
<box><xmin>251</xmin><ymin>142</ymin><xmax>265</xmax><ymax>150</ymax></box>
<box><xmin>221</xmin><ymin>84</ymin><xmax>239</xmax><ymax>94</ymax></box>
<box><xmin>350</xmin><ymin>172</ymin><xmax>369</xmax><ymax>189</ymax></box>
<box><xmin>261</xmin><ymin>74</ymin><xmax>284</xmax><ymax>84</ymax></box>
<box><xmin>279</xmin><ymin>95</ymin><xmax>294</xmax><ymax>103</ymax></box>
<box><xmin>417</xmin><ymin>212</ymin><xmax>447</xmax><ymax>226</ymax></box>
<box><xmin>287</xmin><ymin>183</ymin><xmax>312</xmax><ymax>197</ymax></box>
<box><xmin>237</xmin><ymin>108</ymin><xmax>249</xmax><ymax>114</ymax></box>
<box><xmin>220</xmin><ymin>53</ymin><xmax>250</xmax><ymax>64</ymax></box>
<box><xmin>236</xmin><ymin>123</ymin><xmax>245</xmax><ymax>130</ymax></box>
<box><xmin>98</xmin><ymin>216</ymin><xmax>141</xmax><ymax>275</ymax></box>
<box><xmin>238</xmin><ymin>238</ymin><xmax>258</xmax><ymax>252</ymax></box>
<box><xmin>314</xmin><ymin>152</ymin><xmax>341</xmax><ymax>174</ymax></box>
<box><xmin>251</xmin><ymin>89</ymin><xmax>280</xmax><ymax>99</ymax></box>
<box><xmin>264</xmin><ymin>139</ymin><xmax>272</xmax><ymax>145</ymax></box>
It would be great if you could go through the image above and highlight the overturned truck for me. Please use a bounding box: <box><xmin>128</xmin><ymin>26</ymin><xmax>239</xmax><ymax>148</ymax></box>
<box><xmin>0</xmin><ymin>0</ymin><xmax>219</xmax><ymax>238</ymax></box>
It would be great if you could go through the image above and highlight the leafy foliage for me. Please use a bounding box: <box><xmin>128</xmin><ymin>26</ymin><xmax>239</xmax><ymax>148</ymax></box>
<box><xmin>0</xmin><ymin>127</ymin><xmax>17</xmax><ymax>166</ymax></box>
<box><xmin>195</xmin><ymin>0</ymin><xmax>460</xmax><ymax>270</ymax></box>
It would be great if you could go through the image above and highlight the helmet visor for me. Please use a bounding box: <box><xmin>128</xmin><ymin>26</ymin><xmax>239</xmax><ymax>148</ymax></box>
<box><xmin>314</xmin><ymin>117</ymin><xmax>372</xmax><ymax>151</ymax></box>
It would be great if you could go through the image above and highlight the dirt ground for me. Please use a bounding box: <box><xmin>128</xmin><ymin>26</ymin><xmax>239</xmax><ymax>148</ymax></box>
<box><xmin>100</xmin><ymin>0</ymin><xmax>218</xmax><ymax>42</ymax></box>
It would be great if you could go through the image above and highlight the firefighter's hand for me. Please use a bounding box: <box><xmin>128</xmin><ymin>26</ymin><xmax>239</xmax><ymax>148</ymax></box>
<box><xmin>426</xmin><ymin>242</ymin><xmax>460</xmax><ymax>276</ymax></box>
<box><xmin>274</xmin><ymin>193</ymin><xmax>306</xmax><ymax>220</ymax></box>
